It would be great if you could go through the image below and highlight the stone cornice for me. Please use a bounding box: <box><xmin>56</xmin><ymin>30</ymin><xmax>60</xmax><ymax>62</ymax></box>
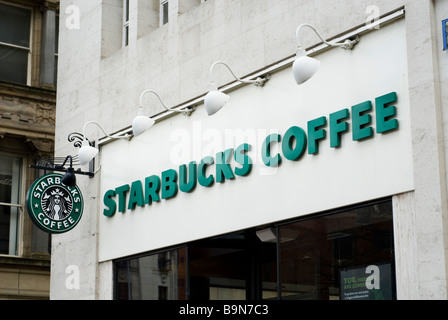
<box><xmin>0</xmin><ymin>81</ymin><xmax>56</xmax><ymax>147</ymax></box>
<box><xmin>43</xmin><ymin>0</ymin><xmax>59</xmax><ymax>12</ymax></box>
<box><xmin>0</xmin><ymin>81</ymin><xmax>56</xmax><ymax>104</ymax></box>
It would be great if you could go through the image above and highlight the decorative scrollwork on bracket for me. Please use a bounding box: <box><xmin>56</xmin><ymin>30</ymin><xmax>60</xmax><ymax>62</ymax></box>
<box><xmin>68</xmin><ymin>132</ymin><xmax>93</xmax><ymax>148</ymax></box>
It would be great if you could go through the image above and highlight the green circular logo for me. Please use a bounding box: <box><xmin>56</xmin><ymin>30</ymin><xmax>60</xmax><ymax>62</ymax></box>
<box><xmin>26</xmin><ymin>173</ymin><xmax>84</xmax><ymax>234</ymax></box>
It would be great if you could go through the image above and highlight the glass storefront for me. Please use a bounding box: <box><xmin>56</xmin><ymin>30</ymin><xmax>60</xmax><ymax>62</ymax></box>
<box><xmin>279</xmin><ymin>200</ymin><xmax>395</xmax><ymax>300</ymax></box>
<box><xmin>114</xmin><ymin>198</ymin><xmax>395</xmax><ymax>300</ymax></box>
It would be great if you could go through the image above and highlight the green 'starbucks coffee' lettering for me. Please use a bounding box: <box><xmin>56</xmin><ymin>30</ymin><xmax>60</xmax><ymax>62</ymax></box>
<box><xmin>329</xmin><ymin>109</ymin><xmax>350</xmax><ymax>148</ymax></box>
<box><xmin>179</xmin><ymin>162</ymin><xmax>197</xmax><ymax>193</ymax></box>
<box><xmin>216</xmin><ymin>149</ymin><xmax>236</xmax><ymax>183</ymax></box>
<box><xmin>376</xmin><ymin>92</ymin><xmax>399</xmax><ymax>133</ymax></box>
<box><xmin>145</xmin><ymin>175</ymin><xmax>161</xmax><ymax>204</ymax></box>
<box><xmin>282</xmin><ymin>126</ymin><xmax>307</xmax><ymax>161</ymax></box>
<box><xmin>352</xmin><ymin>101</ymin><xmax>374</xmax><ymax>141</ymax></box>
<box><xmin>128</xmin><ymin>180</ymin><xmax>144</xmax><ymax>210</ymax></box>
<box><xmin>161</xmin><ymin>169</ymin><xmax>178</xmax><ymax>200</ymax></box>
<box><xmin>262</xmin><ymin>134</ymin><xmax>282</xmax><ymax>167</ymax></box>
<box><xmin>103</xmin><ymin>92</ymin><xmax>399</xmax><ymax>217</ymax></box>
<box><xmin>307</xmin><ymin>116</ymin><xmax>327</xmax><ymax>155</ymax></box>
<box><xmin>234</xmin><ymin>143</ymin><xmax>253</xmax><ymax>176</ymax></box>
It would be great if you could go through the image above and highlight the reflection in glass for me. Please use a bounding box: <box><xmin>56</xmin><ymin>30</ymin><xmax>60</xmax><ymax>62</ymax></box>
<box><xmin>0</xmin><ymin>3</ymin><xmax>31</xmax><ymax>46</ymax></box>
<box><xmin>114</xmin><ymin>199</ymin><xmax>396</xmax><ymax>300</ymax></box>
<box><xmin>188</xmin><ymin>231</ymin><xmax>277</xmax><ymax>300</ymax></box>
<box><xmin>0</xmin><ymin>46</ymin><xmax>29</xmax><ymax>84</ymax></box>
<box><xmin>115</xmin><ymin>247</ymin><xmax>187</xmax><ymax>300</ymax></box>
<box><xmin>279</xmin><ymin>200</ymin><xmax>395</xmax><ymax>300</ymax></box>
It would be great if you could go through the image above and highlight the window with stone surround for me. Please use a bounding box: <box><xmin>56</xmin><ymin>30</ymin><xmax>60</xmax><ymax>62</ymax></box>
<box><xmin>160</xmin><ymin>1</ymin><xmax>168</xmax><ymax>26</ymax></box>
<box><xmin>103</xmin><ymin>0</ymin><xmax>206</xmax><ymax>57</ymax></box>
<box><xmin>137</xmin><ymin>0</ymin><xmax>204</xmax><ymax>38</ymax></box>
<box><xmin>0</xmin><ymin>2</ymin><xmax>32</xmax><ymax>85</ymax></box>
<box><xmin>0</xmin><ymin>155</ymin><xmax>22</xmax><ymax>255</ymax></box>
<box><xmin>40</xmin><ymin>2</ymin><xmax>59</xmax><ymax>89</ymax></box>
<box><xmin>123</xmin><ymin>0</ymin><xmax>130</xmax><ymax>47</ymax></box>
<box><xmin>0</xmin><ymin>1</ymin><xmax>59</xmax><ymax>88</ymax></box>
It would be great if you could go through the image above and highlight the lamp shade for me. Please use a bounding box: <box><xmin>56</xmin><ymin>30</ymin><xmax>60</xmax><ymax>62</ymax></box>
<box><xmin>78</xmin><ymin>140</ymin><xmax>98</xmax><ymax>166</ymax></box>
<box><xmin>292</xmin><ymin>55</ymin><xmax>321</xmax><ymax>85</ymax></box>
<box><xmin>62</xmin><ymin>168</ymin><xmax>77</xmax><ymax>187</ymax></box>
<box><xmin>204</xmin><ymin>90</ymin><xmax>230</xmax><ymax>116</ymax></box>
<box><xmin>132</xmin><ymin>114</ymin><xmax>155</xmax><ymax>137</ymax></box>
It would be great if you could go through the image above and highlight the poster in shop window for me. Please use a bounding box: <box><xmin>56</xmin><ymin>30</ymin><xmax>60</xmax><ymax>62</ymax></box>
<box><xmin>340</xmin><ymin>263</ymin><xmax>393</xmax><ymax>300</ymax></box>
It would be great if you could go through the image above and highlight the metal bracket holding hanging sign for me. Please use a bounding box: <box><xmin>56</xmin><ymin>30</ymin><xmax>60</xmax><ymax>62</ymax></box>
<box><xmin>29</xmin><ymin>155</ymin><xmax>94</xmax><ymax>188</ymax></box>
<box><xmin>29</xmin><ymin>131</ymin><xmax>96</xmax><ymax>184</ymax></box>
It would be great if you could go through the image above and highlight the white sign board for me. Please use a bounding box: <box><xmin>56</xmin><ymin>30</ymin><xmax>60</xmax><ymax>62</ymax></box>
<box><xmin>99</xmin><ymin>20</ymin><xmax>413</xmax><ymax>262</ymax></box>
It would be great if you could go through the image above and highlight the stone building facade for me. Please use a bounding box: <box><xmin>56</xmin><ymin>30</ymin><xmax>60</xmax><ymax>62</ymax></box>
<box><xmin>0</xmin><ymin>0</ymin><xmax>59</xmax><ymax>300</ymax></box>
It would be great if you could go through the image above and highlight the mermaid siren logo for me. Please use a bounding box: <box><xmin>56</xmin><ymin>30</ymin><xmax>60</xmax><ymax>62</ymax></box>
<box><xmin>27</xmin><ymin>173</ymin><xmax>84</xmax><ymax>234</ymax></box>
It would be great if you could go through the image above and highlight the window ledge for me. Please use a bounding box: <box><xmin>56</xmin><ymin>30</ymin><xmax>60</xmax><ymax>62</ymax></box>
<box><xmin>0</xmin><ymin>254</ymin><xmax>51</xmax><ymax>268</ymax></box>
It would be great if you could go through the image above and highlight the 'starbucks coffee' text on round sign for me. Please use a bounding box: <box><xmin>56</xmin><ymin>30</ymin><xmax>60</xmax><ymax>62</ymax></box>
<box><xmin>26</xmin><ymin>173</ymin><xmax>84</xmax><ymax>234</ymax></box>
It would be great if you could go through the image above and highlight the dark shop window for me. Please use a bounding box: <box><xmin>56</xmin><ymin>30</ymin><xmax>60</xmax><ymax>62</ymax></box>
<box><xmin>279</xmin><ymin>200</ymin><xmax>395</xmax><ymax>300</ymax></box>
<box><xmin>114</xmin><ymin>198</ymin><xmax>395</xmax><ymax>300</ymax></box>
<box><xmin>115</xmin><ymin>247</ymin><xmax>187</xmax><ymax>300</ymax></box>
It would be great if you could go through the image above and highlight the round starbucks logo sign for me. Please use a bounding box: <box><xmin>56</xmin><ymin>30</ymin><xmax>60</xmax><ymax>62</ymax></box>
<box><xmin>27</xmin><ymin>173</ymin><xmax>83</xmax><ymax>234</ymax></box>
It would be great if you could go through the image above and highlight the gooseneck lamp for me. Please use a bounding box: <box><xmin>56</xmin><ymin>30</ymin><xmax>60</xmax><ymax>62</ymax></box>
<box><xmin>293</xmin><ymin>23</ymin><xmax>359</xmax><ymax>85</ymax></box>
<box><xmin>204</xmin><ymin>61</ymin><xmax>268</xmax><ymax>116</ymax></box>
<box><xmin>60</xmin><ymin>156</ymin><xmax>77</xmax><ymax>187</ymax></box>
<box><xmin>132</xmin><ymin>90</ymin><xmax>194</xmax><ymax>137</ymax></box>
<box><xmin>78</xmin><ymin>121</ymin><xmax>131</xmax><ymax>166</ymax></box>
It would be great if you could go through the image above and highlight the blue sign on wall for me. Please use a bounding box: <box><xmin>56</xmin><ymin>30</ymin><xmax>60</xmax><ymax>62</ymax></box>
<box><xmin>443</xmin><ymin>18</ymin><xmax>448</xmax><ymax>51</ymax></box>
